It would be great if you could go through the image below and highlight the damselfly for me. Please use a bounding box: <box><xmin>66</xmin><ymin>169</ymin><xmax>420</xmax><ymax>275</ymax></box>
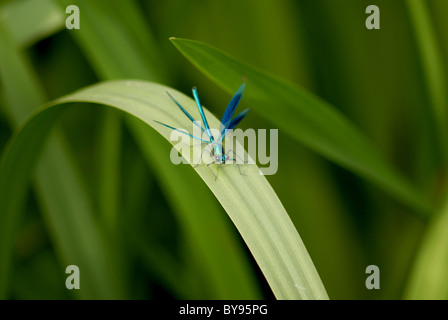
<box><xmin>155</xmin><ymin>83</ymin><xmax>249</xmax><ymax>179</ymax></box>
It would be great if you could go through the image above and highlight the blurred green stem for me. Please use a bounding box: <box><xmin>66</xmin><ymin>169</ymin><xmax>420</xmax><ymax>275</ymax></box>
<box><xmin>98</xmin><ymin>110</ymin><xmax>121</xmax><ymax>235</ymax></box>
<box><xmin>406</xmin><ymin>0</ymin><xmax>448</xmax><ymax>178</ymax></box>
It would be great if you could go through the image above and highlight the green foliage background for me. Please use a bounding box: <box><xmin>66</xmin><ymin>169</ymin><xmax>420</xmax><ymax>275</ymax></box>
<box><xmin>0</xmin><ymin>0</ymin><xmax>447</xmax><ymax>299</ymax></box>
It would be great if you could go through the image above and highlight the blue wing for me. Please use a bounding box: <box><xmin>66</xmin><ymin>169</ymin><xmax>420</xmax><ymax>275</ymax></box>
<box><xmin>154</xmin><ymin>120</ymin><xmax>210</xmax><ymax>143</ymax></box>
<box><xmin>166</xmin><ymin>91</ymin><xmax>206</xmax><ymax>135</ymax></box>
<box><xmin>219</xmin><ymin>83</ymin><xmax>246</xmax><ymax>133</ymax></box>
<box><xmin>192</xmin><ymin>87</ymin><xmax>214</xmax><ymax>141</ymax></box>
<box><xmin>218</xmin><ymin>109</ymin><xmax>250</xmax><ymax>143</ymax></box>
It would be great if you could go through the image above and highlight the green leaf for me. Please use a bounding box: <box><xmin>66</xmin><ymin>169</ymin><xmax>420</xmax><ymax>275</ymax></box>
<box><xmin>170</xmin><ymin>37</ymin><xmax>430</xmax><ymax>214</ymax></box>
<box><xmin>53</xmin><ymin>0</ymin><xmax>260</xmax><ymax>298</ymax></box>
<box><xmin>0</xmin><ymin>80</ymin><xmax>329</xmax><ymax>300</ymax></box>
<box><xmin>405</xmin><ymin>198</ymin><xmax>448</xmax><ymax>299</ymax></box>
<box><xmin>127</xmin><ymin>117</ymin><xmax>261</xmax><ymax>299</ymax></box>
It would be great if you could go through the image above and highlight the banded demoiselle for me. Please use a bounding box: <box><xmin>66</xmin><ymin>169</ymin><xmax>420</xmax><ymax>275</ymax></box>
<box><xmin>155</xmin><ymin>83</ymin><xmax>249</xmax><ymax>178</ymax></box>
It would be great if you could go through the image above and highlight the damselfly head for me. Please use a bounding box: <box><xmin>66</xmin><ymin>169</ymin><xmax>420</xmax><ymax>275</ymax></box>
<box><xmin>211</xmin><ymin>153</ymin><xmax>227</xmax><ymax>165</ymax></box>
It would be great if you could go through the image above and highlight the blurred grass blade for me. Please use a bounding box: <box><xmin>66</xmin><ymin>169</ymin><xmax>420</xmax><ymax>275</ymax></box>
<box><xmin>0</xmin><ymin>80</ymin><xmax>329</xmax><ymax>300</ymax></box>
<box><xmin>405</xmin><ymin>0</ymin><xmax>448</xmax><ymax>167</ymax></box>
<box><xmin>405</xmin><ymin>198</ymin><xmax>448</xmax><ymax>299</ymax></box>
<box><xmin>54</xmin><ymin>0</ymin><xmax>160</xmax><ymax>80</ymax></box>
<box><xmin>97</xmin><ymin>111</ymin><xmax>121</xmax><ymax>234</ymax></box>
<box><xmin>170</xmin><ymin>38</ymin><xmax>430</xmax><ymax>214</ymax></box>
<box><xmin>0</xmin><ymin>0</ymin><xmax>64</xmax><ymax>48</ymax></box>
<box><xmin>404</xmin><ymin>1</ymin><xmax>448</xmax><ymax>299</ymax></box>
<box><xmin>0</xmin><ymin>21</ymin><xmax>123</xmax><ymax>299</ymax></box>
